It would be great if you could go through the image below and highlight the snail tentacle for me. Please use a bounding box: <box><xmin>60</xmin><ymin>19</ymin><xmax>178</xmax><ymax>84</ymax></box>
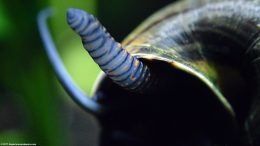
<box><xmin>67</xmin><ymin>8</ymin><xmax>152</xmax><ymax>92</ymax></box>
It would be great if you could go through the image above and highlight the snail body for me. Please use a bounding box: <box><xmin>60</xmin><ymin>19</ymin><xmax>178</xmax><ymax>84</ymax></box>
<box><xmin>67</xmin><ymin>0</ymin><xmax>260</xmax><ymax>145</ymax></box>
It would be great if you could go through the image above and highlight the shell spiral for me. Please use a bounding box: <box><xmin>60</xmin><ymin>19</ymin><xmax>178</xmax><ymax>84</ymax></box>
<box><xmin>67</xmin><ymin>8</ymin><xmax>152</xmax><ymax>91</ymax></box>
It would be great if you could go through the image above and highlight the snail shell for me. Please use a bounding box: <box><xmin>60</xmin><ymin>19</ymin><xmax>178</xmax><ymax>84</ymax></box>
<box><xmin>67</xmin><ymin>0</ymin><xmax>260</xmax><ymax>145</ymax></box>
<box><xmin>122</xmin><ymin>0</ymin><xmax>260</xmax><ymax>145</ymax></box>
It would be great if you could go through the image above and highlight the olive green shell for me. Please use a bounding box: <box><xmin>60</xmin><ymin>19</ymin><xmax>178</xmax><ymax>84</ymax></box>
<box><xmin>89</xmin><ymin>0</ymin><xmax>260</xmax><ymax>145</ymax></box>
<box><xmin>121</xmin><ymin>0</ymin><xmax>236</xmax><ymax>116</ymax></box>
<box><xmin>93</xmin><ymin>0</ymin><xmax>260</xmax><ymax>119</ymax></box>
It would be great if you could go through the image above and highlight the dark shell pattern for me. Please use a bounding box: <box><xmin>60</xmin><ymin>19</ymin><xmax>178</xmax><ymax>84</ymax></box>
<box><xmin>121</xmin><ymin>0</ymin><xmax>260</xmax><ymax>144</ymax></box>
<box><xmin>67</xmin><ymin>0</ymin><xmax>260</xmax><ymax>144</ymax></box>
<box><xmin>123</xmin><ymin>0</ymin><xmax>260</xmax><ymax>114</ymax></box>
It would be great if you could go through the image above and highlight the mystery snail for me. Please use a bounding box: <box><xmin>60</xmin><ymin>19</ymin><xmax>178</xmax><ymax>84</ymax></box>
<box><xmin>38</xmin><ymin>0</ymin><xmax>260</xmax><ymax>145</ymax></box>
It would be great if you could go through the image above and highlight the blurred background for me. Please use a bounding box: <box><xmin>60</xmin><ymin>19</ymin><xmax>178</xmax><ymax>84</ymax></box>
<box><xmin>0</xmin><ymin>0</ymin><xmax>173</xmax><ymax>145</ymax></box>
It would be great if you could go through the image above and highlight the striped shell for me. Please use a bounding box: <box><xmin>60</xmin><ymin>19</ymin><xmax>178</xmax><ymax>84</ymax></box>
<box><xmin>98</xmin><ymin>0</ymin><xmax>260</xmax><ymax>145</ymax></box>
<box><xmin>122</xmin><ymin>0</ymin><xmax>258</xmax><ymax>110</ymax></box>
<box><xmin>120</xmin><ymin>0</ymin><xmax>260</xmax><ymax>145</ymax></box>
<box><xmin>67</xmin><ymin>0</ymin><xmax>260</xmax><ymax>145</ymax></box>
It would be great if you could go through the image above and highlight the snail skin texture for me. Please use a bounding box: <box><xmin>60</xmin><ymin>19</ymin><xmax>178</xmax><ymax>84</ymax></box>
<box><xmin>66</xmin><ymin>0</ymin><xmax>260</xmax><ymax>146</ymax></box>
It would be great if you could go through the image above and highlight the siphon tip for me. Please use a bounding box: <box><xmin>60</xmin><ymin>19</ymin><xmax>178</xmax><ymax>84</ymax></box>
<box><xmin>67</xmin><ymin>8</ymin><xmax>79</xmax><ymax>21</ymax></box>
<box><xmin>67</xmin><ymin>8</ymin><xmax>75</xmax><ymax>18</ymax></box>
